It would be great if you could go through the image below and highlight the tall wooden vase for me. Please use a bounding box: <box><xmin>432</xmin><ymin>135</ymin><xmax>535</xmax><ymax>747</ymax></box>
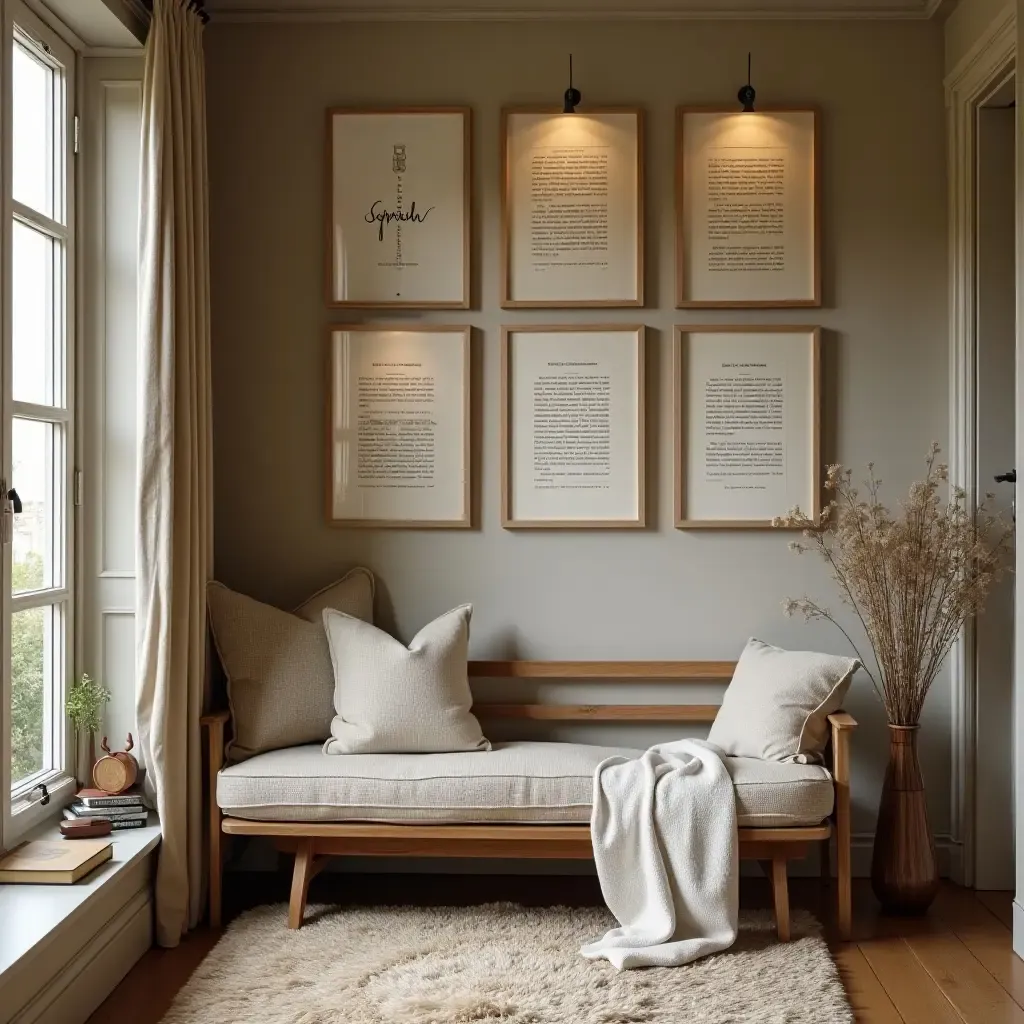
<box><xmin>871</xmin><ymin>725</ymin><xmax>939</xmax><ymax>913</ymax></box>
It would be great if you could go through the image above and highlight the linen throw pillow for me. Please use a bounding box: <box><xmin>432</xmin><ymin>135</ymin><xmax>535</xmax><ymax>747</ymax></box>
<box><xmin>707</xmin><ymin>638</ymin><xmax>860</xmax><ymax>763</ymax></box>
<box><xmin>208</xmin><ymin>568</ymin><xmax>375</xmax><ymax>761</ymax></box>
<box><xmin>323</xmin><ymin>604</ymin><xmax>490</xmax><ymax>755</ymax></box>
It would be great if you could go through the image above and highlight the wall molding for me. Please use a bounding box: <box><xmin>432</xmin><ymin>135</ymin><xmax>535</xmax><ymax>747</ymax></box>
<box><xmin>944</xmin><ymin>0</ymin><xmax>1016</xmax><ymax>889</ymax></box>
<box><xmin>204</xmin><ymin>0</ymin><xmax>947</xmax><ymax>21</ymax></box>
<box><xmin>11</xmin><ymin>890</ymin><xmax>152</xmax><ymax>1024</ymax></box>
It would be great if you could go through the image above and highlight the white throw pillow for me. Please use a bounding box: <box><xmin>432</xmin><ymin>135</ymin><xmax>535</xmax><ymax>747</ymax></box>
<box><xmin>323</xmin><ymin>604</ymin><xmax>490</xmax><ymax>755</ymax></box>
<box><xmin>707</xmin><ymin>638</ymin><xmax>859</xmax><ymax>763</ymax></box>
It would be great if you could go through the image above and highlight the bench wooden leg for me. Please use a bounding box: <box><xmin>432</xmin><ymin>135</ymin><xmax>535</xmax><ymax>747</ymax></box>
<box><xmin>209</xmin><ymin>817</ymin><xmax>223</xmax><ymax>929</ymax></box>
<box><xmin>771</xmin><ymin>856</ymin><xmax>791</xmax><ymax>942</ymax></box>
<box><xmin>288</xmin><ymin>839</ymin><xmax>319</xmax><ymax>930</ymax></box>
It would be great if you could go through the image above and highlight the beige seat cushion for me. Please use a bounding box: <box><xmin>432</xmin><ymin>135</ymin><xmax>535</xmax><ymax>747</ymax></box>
<box><xmin>217</xmin><ymin>741</ymin><xmax>833</xmax><ymax>828</ymax></box>
<box><xmin>208</xmin><ymin>569</ymin><xmax>375</xmax><ymax>761</ymax></box>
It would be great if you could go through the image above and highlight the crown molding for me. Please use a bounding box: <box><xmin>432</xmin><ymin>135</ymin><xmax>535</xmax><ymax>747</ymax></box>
<box><xmin>203</xmin><ymin>0</ymin><xmax>945</xmax><ymax>22</ymax></box>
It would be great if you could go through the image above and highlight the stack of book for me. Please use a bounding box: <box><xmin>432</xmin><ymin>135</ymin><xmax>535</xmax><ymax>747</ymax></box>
<box><xmin>63</xmin><ymin>787</ymin><xmax>149</xmax><ymax>831</ymax></box>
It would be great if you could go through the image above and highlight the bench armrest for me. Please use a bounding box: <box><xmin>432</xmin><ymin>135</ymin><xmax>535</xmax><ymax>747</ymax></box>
<box><xmin>827</xmin><ymin>711</ymin><xmax>858</xmax><ymax>732</ymax></box>
<box><xmin>201</xmin><ymin>709</ymin><xmax>230</xmax><ymax>928</ymax></box>
<box><xmin>826</xmin><ymin>711</ymin><xmax>855</xmax><ymax>785</ymax></box>
<box><xmin>201</xmin><ymin>708</ymin><xmax>229</xmax><ymax>783</ymax></box>
<box><xmin>826</xmin><ymin>710</ymin><xmax>855</xmax><ymax>939</ymax></box>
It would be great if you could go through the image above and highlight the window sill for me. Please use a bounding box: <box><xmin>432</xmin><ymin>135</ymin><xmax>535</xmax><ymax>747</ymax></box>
<box><xmin>0</xmin><ymin>812</ymin><xmax>161</xmax><ymax>983</ymax></box>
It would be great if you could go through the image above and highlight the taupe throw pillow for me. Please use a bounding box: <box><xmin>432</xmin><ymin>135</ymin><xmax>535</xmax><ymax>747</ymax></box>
<box><xmin>208</xmin><ymin>569</ymin><xmax>375</xmax><ymax>761</ymax></box>
<box><xmin>323</xmin><ymin>604</ymin><xmax>490</xmax><ymax>755</ymax></box>
<box><xmin>707</xmin><ymin>638</ymin><xmax>859</xmax><ymax>763</ymax></box>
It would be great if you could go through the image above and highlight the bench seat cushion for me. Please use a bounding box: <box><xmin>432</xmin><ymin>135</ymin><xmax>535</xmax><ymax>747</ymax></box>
<box><xmin>217</xmin><ymin>741</ymin><xmax>834</xmax><ymax>828</ymax></box>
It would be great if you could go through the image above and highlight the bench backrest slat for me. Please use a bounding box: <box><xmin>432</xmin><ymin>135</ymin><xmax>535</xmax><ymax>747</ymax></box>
<box><xmin>468</xmin><ymin>660</ymin><xmax>731</xmax><ymax>724</ymax></box>
<box><xmin>468</xmin><ymin>660</ymin><xmax>735</xmax><ymax>680</ymax></box>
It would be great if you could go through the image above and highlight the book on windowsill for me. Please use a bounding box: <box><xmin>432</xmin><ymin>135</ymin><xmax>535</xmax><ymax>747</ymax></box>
<box><xmin>75</xmin><ymin>787</ymin><xmax>145</xmax><ymax>809</ymax></box>
<box><xmin>102</xmin><ymin>817</ymin><xmax>147</xmax><ymax>832</ymax></box>
<box><xmin>65</xmin><ymin>804</ymin><xmax>149</xmax><ymax>823</ymax></box>
<box><xmin>0</xmin><ymin>839</ymin><xmax>112</xmax><ymax>884</ymax></box>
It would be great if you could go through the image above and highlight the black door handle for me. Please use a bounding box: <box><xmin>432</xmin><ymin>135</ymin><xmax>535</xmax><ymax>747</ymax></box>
<box><xmin>7</xmin><ymin>488</ymin><xmax>21</xmax><ymax>513</ymax></box>
<box><xmin>995</xmin><ymin>471</ymin><xmax>1017</xmax><ymax>484</ymax></box>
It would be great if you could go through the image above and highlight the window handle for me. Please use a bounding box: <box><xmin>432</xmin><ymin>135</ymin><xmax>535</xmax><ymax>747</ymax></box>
<box><xmin>7</xmin><ymin>487</ymin><xmax>21</xmax><ymax>514</ymax></box>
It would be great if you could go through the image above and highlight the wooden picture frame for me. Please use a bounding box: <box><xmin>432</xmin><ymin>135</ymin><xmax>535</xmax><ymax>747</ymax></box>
<box><xmin>675</xmin><ymin>325</ymin><xmax>821</xmax><ymax>529</ymax></box>
<box><xmin>501</xmin><ymin>325</ymin><xmax>645</xmax><ymax>528</ymax></box>
<box><xmin>501</xmin><ymin>108</ymin><xmax>644</xmax><ymax>309</ymax></box>
<box><xmin>326</xmin><ymin>325</ymin><xmax>471</xmax><ymax>528</ymax></box>
<box><xmin>676</xmin><ymin>107</ymin><xmax>821</xmax><ymax>308</ymax></box>
<box><xmin>326</xmin><ymin>107</ymin><xmax>471</xmax><ymax>309</ymax></box>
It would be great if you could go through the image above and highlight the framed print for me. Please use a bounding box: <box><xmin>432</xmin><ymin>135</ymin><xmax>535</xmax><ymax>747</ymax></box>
<box><xmin>326</xmin><ymin>108</ymin><xmax>470</xmax><ymax>308</ymax></box>
<box><xmin>327</xmin><ymin>325</ymin><xmax>470</xmax><ymax>527</ymax></box>
<box><xmin>502</xmin><ymin>325</ymin><xmax>645</xmax><ymax>528</ymax></box>
<box><xmin>675</xmin><ymin>326</ymin><xmax>821</xmax><ymax>529</ymax></box>
<box><xmin>676</xmin><ymin>108</ymin><xmax>820</xmax><ymax>308</ymax></box>
<box><xmin>502</xmin><ymin>108</ymin><xmax>643</xmax><ymax>308</ymax></box>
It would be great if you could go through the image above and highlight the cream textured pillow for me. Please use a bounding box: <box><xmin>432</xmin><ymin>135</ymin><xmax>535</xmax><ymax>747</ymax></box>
<box><xmin>208</xmin><ymin>568</ymin><xmax>374</xmax><ymax>761</ymax></box>
<box><xmin>707</xmin><ymin>638</ymin><xmax>860</xmax><ymax>763</ymax></box>
<box><xmin>323</xmin><ymin>604</ymin><xmax>490</xmax><ymax>755</ymax></box>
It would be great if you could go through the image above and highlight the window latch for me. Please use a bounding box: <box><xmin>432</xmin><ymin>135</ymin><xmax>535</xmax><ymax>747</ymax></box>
<box><xmin>7</xmin><ymin>487</ymin><xmax>21</xmax><ymax>513</ymax></box>
<box><xmin>0</xmin><ymin>481</ymin><xmax>11</xmax><ymax>545</ymax></box>
<box><xmin>29</xmin><ymin>783</ymin><xmax>49</xmax><ymax>806</ymax></box>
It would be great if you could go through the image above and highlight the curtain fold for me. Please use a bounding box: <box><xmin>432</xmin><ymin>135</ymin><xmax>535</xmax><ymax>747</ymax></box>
<box><xmin>136</xmin><ymin>0</ymin><xmax>213</xmax><ymax>948</ymax></box>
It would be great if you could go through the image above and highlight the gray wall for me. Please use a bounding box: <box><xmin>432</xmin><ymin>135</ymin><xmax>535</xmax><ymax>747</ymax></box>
<box><xmin>205</xmin><ymin>19</ymin><xmax>949</xmax><ymax>847</ymax></box>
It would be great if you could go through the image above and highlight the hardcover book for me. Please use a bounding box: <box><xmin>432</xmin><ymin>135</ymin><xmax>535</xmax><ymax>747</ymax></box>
<box><xmin>65</xmin><ymin>805</ymin><xmax>149</xmax><ymax>823</ymax></box>
<box><xmin>75</xmin><ymin>788</ymin><xmax>145</xmax><ymax>808</ymax></box>
<box><xmin>0</xmin><ymin>839</ymin><xmax>112</xmax><ymax>884</ymax></box>
<box><xmin>107</xmin><ymin>818</ymin><xmax>146</xmax><ymax>831</ymax></box>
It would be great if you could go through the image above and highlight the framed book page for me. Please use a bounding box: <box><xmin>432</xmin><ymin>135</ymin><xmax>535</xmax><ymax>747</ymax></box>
<box><xmin>326</xmin><ymin>108</ymin><xmax>470</xmax><ymax>308</ymax></box>
<box><xmin>327</xmin><ymin>326</ymin><xmax>470</xmax><ymax>527</ymax></box>
<box><xmin>676</xmin><ymin>108</ymin><xmax>820</xmax><ymax>308</ymax></box>
<box><xmin>502</xmin><ymin>108</ymin><xmax>643</xmax><ymax>308</ymax></box>
<box><xmin>502</xmin><ymin>325</ymin><xmax>645</xmax><ymax>528</ymax></box>
<box><xmin>675</xmin><ymin>326</ymin><xmax>821</xmax><ymax>529</ymax></box>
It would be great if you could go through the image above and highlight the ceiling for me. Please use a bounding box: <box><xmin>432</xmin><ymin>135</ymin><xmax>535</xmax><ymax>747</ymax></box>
<box><xmin>204</xmin><ymin>0</ymin><xmax>953</xmax><ymax>21</ymax></box>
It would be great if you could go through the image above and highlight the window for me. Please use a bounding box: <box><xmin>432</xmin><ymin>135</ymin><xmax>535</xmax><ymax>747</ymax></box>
<box><xmin>3</xmin><ymin>0</ymin><xmax>75</xmax><ymax>844</ymax></box>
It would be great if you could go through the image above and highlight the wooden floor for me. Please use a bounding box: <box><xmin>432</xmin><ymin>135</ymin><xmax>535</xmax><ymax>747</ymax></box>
<box><xmin>87</xmin><ymin>874</ymin><xmax>1021</xmax><ymax>1023</ymax></box>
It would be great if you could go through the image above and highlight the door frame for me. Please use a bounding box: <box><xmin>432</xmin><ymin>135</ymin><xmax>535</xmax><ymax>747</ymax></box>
<box><xmin>946</xmin><ymin>1</ymin><xmax>1016</xmax><ymax>890</ymax></box>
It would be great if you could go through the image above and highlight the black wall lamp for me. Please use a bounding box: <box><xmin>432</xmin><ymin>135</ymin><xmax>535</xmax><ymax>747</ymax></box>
<box><xmin>738</xmin><ymin>52</ymin><xmax>756</xmax><ymax>112</ymax></box>
<box><xmin>563</xmin><ymin>54</ymin><xmax>581</xmax><ymax>114</ymax></box>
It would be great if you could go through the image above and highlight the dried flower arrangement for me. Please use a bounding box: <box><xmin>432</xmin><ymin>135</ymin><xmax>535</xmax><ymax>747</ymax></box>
<box><xmin>773</xmin><ymin>444</ymin><xmax>1012</xmax><ymax>726</ymax></box>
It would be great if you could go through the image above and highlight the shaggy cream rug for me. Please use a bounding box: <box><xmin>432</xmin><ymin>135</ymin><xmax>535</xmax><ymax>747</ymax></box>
<box><xmin>163</xmin><ymin>903</ymin><xmax>852</xmax><ymax>1024</ymax></box>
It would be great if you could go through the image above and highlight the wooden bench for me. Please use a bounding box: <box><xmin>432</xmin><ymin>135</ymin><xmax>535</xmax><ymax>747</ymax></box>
<box><xmin>203</xmin><ymin>660</ymin><xmax>855</xmax><ymax>940</ymax></box>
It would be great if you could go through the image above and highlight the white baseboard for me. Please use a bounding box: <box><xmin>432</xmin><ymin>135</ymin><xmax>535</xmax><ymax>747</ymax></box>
<box><xmin>1014</xmin><ymin>901</ymin><xmax>1024</xmax><ymax>960</ymax></box>
<box><xmin>849</xmin><ymin>832</ymin><xmax>962</xmax><ymax>881</ymax></box>
<box><xmin>12</xmin><ymin>888</ymin><xmax>152</xmax><ymax>1024</ymax></box>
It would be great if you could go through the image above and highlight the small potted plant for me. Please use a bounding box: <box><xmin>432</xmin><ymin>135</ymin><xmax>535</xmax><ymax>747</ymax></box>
<box><xmin>67</xmin><ymin>673</ymin><xmax>111</xmax><ymax>780</ymax></box>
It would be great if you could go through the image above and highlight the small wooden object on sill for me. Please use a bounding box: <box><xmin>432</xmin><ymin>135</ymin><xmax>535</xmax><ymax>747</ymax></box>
<box><xmin>60</xmin><ymin>817</ymin><xmax>113</xmax><ymax>839</ymax></box>
<box><xmin>92</xmin><ymin>733</ymin><xmax>140</xmax><ymax>794</ymax></box>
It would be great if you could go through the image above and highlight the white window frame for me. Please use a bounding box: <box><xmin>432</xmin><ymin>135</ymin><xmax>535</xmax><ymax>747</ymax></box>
<box><xmin>1</xmin><ymin>0</ymin><xmax>77</xmax><ymax>848</ymax></box>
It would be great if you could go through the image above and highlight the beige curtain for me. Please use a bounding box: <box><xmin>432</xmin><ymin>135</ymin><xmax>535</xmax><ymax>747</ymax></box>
<box><xmin>136</xmin><ymin>0</ymin><xmax>213</xmax><ymax>948</ymax></box>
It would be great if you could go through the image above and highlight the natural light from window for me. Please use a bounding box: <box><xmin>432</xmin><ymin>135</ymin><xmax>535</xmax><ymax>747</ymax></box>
<box><xmin>10</xmin><ymin>27</ymin><xmax>68</xmax><ymax>794</ymax></box>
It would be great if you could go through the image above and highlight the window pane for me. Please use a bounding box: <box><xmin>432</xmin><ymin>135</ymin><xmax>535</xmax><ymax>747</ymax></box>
<box><xmin>12</xmin><ymin>604</ymin><xmax>54</xmax><ymax>787</ymax></box>
<box><xmin>13</xmin><ymin>221</ymin><xmax>58</xmax><ymax>406</ymax></box>
<box><xmin>13</xmin><ymin>418</ymin><xmax>60</xmax><ymax>594</ymax></box>
<box><xmin>12</xmin><ymin>39</ymin><xmax>54</xmax><ymax>218</ymax></box>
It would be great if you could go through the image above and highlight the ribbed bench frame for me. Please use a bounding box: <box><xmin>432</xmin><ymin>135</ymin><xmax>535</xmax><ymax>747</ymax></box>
<box><xmin>203</xmin><ymin>660</ymin><xmax>856</xmax><ymax>941</ymax></box>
